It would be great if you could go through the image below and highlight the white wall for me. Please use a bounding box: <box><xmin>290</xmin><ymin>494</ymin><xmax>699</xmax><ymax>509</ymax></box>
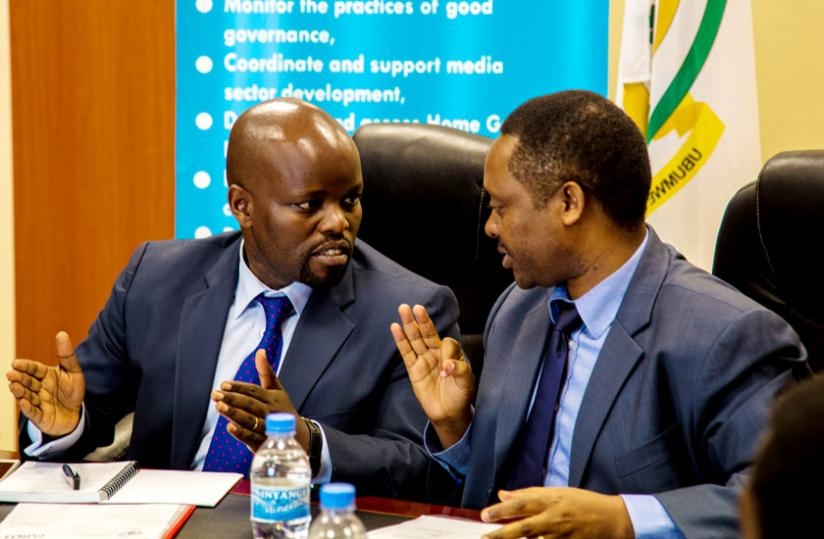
<box><xmin>1</xmin><ymin>0</ymin><xmax>18</xmax><ymax>451</ymax></box>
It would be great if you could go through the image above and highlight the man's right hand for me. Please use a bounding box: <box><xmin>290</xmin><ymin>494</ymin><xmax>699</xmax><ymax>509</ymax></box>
<box><xmin>390</xmin><ymin>304</ymin><xmax>475</xmax><ymax>449</ymax></box>
<box><xmin>6</xmin><ymin>331</ymin><xmax>85</xmax><ymax>437</ymax></box>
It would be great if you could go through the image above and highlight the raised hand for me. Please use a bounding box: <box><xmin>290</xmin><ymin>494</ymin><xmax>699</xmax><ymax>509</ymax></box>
<box><xmin>479</xmin><ymin>487</ymin><xmax>633</xmax><ymax>539</ymax></box>
<box><xmin>211</xmin><ymin>349</ymin><xmax>309</xmax><ymax>453</ymax></box>
<box><xmin>6</xmin><ymin>331</ymin><xmax>85</xmax><ymax>436</ymax></box>
<box><xmin>390</xmin><ymin>303</ymin><xmax>474</xmax><ymax>448</ymax></box>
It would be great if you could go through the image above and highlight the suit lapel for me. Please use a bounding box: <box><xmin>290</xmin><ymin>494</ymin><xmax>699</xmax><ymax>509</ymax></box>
<box><xmin>170</xmin><ymin>237</ymin><xmax>240</xmax><ymax>468</ymax></box>
<box><xmin>568</xmin><ymin>230</ymin><xmax>671</xmax><ymax>486</ymax></box>
<box><xmin>278</xmin><ymin>263</ymin><xmax>356</xmax><ymax>410</ymax></box>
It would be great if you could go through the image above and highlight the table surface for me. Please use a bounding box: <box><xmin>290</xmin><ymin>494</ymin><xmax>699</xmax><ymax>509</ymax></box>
<box><xmin>179</xmin><ymin>480</ymin><xmax>480</xmax><ymax>537</ymax></box>
<box><xmin>0</xmin><ymin>466</ymin><xmax>481</xmax><ymax>538</ymax></box>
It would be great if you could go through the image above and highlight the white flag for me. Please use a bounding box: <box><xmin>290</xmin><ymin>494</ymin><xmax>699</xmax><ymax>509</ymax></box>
<box><xmin>615</xmin><ymin>0</ymin><xmax>761</xmax><ymax>271</ymax></box>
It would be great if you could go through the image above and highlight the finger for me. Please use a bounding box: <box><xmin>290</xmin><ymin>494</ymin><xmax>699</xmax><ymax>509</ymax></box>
<box><xmin>400</xmin><ymin>308</ymin><xmax>429</xmax><ymax>357</ymax></box>
<box><xmin>442</xmin><ymin>337</ymin><xmax>467</xmax><ymax>364</ymax></box>
<box><xmin>254</xmin><ymin>349</ymin><xmax>281</xmax><ymax>390</ymax></box>
<box><xmin>411</xmin><ymin>305</ymin><xmax>443</xmax><ymax>350</ymax></box>
<box><xmin>216</xmin><ymin>382</ymin><xmax>275</xmax><ymax>404</ymax></box>
<box><xmin>17</xmin><ymin>398</ymin><xmax>43</xmax><ymax>425</ymax></box>
<box><xmin>6</xmin><ymin>371</ymin><xmax>42</xmax><ymax>394</ymax></box>
<box><xmin>8</xmin><ymin>382</ymin><xmax>42</xmax><ymax>406</ymax></box>
<box><xmin>55</xmin><ymin>332</ymin><xmax>82</xmax><ymax>374</ymax></box>
<box><xmin>9</xmin><ymin>359</ymin><xmax>48</xmax><ymax>381</ymax></box>
<box><xmin>390</xmin><ymin>322</ymin><xmax>421</xmax><ymax>367</ymax></box>
<box><xmin>226</xmin><ymin>421</ymin><xmax>267</xmax><ymax>452</ymax></box>
<box><xmin>481</xmin><ymin>490</ymin><xmax>549</xmax><ymax>522</ymax></box>
<box><xmin>214</xmin><ymin>397</ymin><xmax>266</xmax><ymax>431</ymax></box>
<box><xmin>482</xmin><ymin>514</ymin><xmax>547</xmax><ymax>539</ymax></box>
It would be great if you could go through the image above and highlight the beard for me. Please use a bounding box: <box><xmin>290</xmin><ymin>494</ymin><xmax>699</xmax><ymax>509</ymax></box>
<box><xmin>298</xmin><ymin>238</ymin><xmax>353</xmax><ymax>288</ymax></box>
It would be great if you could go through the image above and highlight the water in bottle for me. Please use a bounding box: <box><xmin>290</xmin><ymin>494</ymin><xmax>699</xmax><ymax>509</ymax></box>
<box><xmin>251</xmin><ymin>413</ymin><xmax>312</xmax><ymax>539</ymax></box>
<box><xmin>308</xmin><ymin>483</ymin><xmax>367</xmax><ymax>539</ymax></box>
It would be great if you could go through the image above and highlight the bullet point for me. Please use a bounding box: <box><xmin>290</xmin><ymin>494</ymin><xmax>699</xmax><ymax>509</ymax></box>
<box><xmin>195</xmin><ymin>112</ymin><xmax>213</xmax><ymax>130</ymax></box>
<box><xmin>193</xmin><ymin>171</ymin><xmax>211</xmax><ymax>189</ymax></box>
<box><xmin>196</xmin><ymin>56</ymin><xmax>214</xmax><ymax>74</ymax></box>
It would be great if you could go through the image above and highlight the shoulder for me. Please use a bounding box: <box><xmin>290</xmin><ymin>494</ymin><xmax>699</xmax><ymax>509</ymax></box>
<box><xmin>127</xmin><ymin>231</ymin><xmax>241</xmax><ymax>270</ymax></box>
<box><xmin>350</xmin><ymin>240</ymin><xmax>454</xmax><ymax>301</ymax></box>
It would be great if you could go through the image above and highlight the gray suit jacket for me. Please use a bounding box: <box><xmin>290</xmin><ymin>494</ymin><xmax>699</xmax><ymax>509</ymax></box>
<box><xmin>36</xmin><ymin>231</ymin><xmax>459</xmax><ymax>500</ymax></box>
<box><xmin>462</xmin><ymin>229</ymin><xmax>806</xmax><ymax>537</ymax></box>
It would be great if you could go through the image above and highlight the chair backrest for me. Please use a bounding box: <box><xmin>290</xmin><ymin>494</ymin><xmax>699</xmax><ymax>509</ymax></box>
<box><xmin>353</xmin><ymin>123</ymin><xmax>512</xmax><ymax>370</ymax></box>
<box><xmin>713</xmin><ymin>150</ymin><xmax>824</xmax><ymax>371</ymax></box>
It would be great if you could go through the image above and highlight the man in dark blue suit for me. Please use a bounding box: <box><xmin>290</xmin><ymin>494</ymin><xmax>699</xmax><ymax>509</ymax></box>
<box><xmin>7</xmin><ymin>97</ymin><xmax>459</xmax><ymax>500</ymax></box>
<box><xmin>392</xmin><ymin>90</ymin><xmax>808</xmax><ymax>536</ymax></box>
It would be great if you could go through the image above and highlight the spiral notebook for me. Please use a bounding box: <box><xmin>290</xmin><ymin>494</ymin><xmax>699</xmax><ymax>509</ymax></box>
<box><xmin>0</xmin><ymin>461</ymin><xmax>242</xmax><ymax>506</ymax></box>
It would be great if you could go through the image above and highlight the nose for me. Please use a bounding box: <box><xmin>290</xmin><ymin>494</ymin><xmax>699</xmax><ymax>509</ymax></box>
<box><xmin>318</xmin><ymin>203</ymin><xmax>350</xmax><ymax>235</ymax></box>
<box><xmin>484</xmin><ymin>211</ymin><xmax>499</xmax><ymax>238</ymax></box>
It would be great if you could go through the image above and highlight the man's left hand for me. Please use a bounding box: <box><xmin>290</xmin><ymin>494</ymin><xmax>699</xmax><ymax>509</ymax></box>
<box><xmin>479</xmin><ymin>487</ymin><xmax>634</xmax><ymax>539</ymax></box>
<box><xmin>211</xmin><ymin>349</ymin><xmax>309</xmax><ymax>453</ymax></box>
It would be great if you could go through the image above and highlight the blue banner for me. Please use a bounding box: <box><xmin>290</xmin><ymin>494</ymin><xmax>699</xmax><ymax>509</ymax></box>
<box><xmin>176</xmin><ymin>0</ymin><xmax>609</xmax><ymax>238</ymax></box>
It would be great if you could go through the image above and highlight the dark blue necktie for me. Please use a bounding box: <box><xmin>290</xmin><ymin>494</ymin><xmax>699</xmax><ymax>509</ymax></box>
<box><xmin>203</xmin><ymin>294</ymin><xmax>293</xmax><ymax>474</ymax></box>
<box><xmin>507</xmin><ymin>301</ymin><xmax>582</xmax><ymax>489</ymax></box>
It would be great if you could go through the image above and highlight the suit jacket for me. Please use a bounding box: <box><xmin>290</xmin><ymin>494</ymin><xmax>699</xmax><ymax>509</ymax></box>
<box><xmin>462</xmin><ymin>229</ymin><xmax>806</xmax><ymax>537</ymax></box>
<box><xmin>28</xmin><ymin>232</ymin><xmax>459</xmax><ymax>500</ymax></box>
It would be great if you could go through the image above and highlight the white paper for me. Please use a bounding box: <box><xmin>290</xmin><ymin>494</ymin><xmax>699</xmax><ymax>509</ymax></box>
<box><xmin>367</xmin><ymin>515</ymin><xmax>501</xmax><ymax>538</ymax></box>
<box><xmin>107</xmin><ymin>469</ymin><xmax>242</xmax><ymax>507</ymax></box>
<box><xmin>0</xmin><ymin>461</ymin><xmax>135</xmax><ymax>503</ymax></box>
<box><xmin>0</xmin><ymin>503</ymin><xmax>191</xmax><ymax>539</ymax></box>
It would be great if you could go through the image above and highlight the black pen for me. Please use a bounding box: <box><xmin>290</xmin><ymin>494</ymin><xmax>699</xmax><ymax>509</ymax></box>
<box><xmin>62</xmin><ymin>464</ymin><xmax>80</xmax><ymax>490</ymax></box>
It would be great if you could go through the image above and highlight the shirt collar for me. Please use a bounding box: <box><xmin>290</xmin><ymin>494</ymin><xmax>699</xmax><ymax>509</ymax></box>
<box><xmin>234</xmin><ymin>239</ymin><xmax>313</xmax><ymax>319</ymax></box>
<box><xmin>549</xmin><ymin>228</ymin><xmax>649</xmax><ymax>338</ymax></box>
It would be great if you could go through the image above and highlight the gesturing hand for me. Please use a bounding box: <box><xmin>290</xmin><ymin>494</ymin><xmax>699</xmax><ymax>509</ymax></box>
<box><xmin>390</xmin><ymin>303</ymin><xmax>474</xmax><ymax>449</ymax></box>
<box><xmin>6</xmin><ymin>331</ymin><xmax>85</xmax><ymax>436</ymax></box>
<box><xmin>212</xmin><ymin>349</ymin><xmax>309</xmax><ymax>453</ymax></box>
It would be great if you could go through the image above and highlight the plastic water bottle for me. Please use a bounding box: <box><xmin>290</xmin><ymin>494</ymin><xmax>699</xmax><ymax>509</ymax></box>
<box><xmin>308</xmin><ymin>483</ymin><xmax>367</xmax><ymax>539</ymax></box>
<box><xmin>251</xmin><ymin>413</ymin><xmax>312</xmax><ymax>539</ymax></box>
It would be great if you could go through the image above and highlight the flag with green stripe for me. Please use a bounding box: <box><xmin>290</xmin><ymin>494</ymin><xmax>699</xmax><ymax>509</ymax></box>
<box><xmin>616</xmin><ymin>0</ymin><xmax>761</xmax><ymax>271</ymax></box>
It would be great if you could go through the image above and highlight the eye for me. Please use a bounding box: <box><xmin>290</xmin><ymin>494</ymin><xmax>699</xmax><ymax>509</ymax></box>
<box><xmin>341</xmin><ymin>193</ymin><xmax>362</xmax><ymax>210</ymax></box>
<box><xmin>294</xmin><ymin>199</ymin><xmax>323</xmax><ymax>212</ymax></box>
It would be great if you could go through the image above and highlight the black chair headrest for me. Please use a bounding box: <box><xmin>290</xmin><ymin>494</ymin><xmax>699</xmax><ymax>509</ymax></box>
<box><xmin>353</xmin><ymin>123</ymin><xmax>512</xmax><ymax>335</ymax></box>
<box><xmin>714</xmin><ymin>150</ymin><xmax>824</xmax><ymax>368</ymax></box>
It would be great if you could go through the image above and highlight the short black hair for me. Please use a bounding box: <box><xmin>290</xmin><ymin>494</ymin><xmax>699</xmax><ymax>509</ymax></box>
<box><xmin>750</xmin><ymin>374</ymin><xmax>824</xmax><ymax>538</ymax></box>
<box><xmin>500</xmin><ymin>90</ymin><xmax>651</xmax><ymax>231</ymax></box>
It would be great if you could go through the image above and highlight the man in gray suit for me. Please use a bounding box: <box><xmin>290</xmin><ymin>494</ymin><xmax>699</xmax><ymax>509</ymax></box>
<box><xmin>392</xmin><ymin>91</ymin><xmax>807</xmax><ymax>536</ymax></box>
<box><xmin>7</xmin><ymin>97</ymin><xmax>458</xmax><ymax>500</ymax></box>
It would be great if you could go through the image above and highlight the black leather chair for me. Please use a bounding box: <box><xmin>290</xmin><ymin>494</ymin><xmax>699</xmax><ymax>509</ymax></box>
<box><xmin>353</xmin><ymin>123</ymin><xmax>513</xmax><ymax>373</ymax></box>
<box><xmin>713</xmin><ymin>150</ymin><xmax>824</xmax><ymax>372</ymax></box>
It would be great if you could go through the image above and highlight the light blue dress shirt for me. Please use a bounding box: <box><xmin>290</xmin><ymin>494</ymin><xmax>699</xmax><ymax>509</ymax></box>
<box><xmin>26</xmin><ymin>241</ymin><xmax>336</xmax><ymax>483</ymax></box>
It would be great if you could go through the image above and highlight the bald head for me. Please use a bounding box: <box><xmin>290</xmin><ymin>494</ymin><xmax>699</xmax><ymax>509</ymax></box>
<box><xmin>225</xmin><ymin>98</ymin><xmax>364</xmax><ymax>290</ymax></box>
<box><xmin>226</xmin><ymin>97</ymin><xmax>357</xmax><ymax>192</ymax></box>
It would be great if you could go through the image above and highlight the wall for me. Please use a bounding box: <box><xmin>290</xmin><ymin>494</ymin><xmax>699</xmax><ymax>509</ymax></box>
<box><xmin>608</xmin><ymin>0</ymin><xmax>824</xmax><ymax>160</ymax></box>
<box><xmin>1</xmin><ymin>0</ymin><xmax>16</xmax><ymax>451</ymax></box>
<box><xmin>10</xmin><ymin>1</ymin><xmax>176</xmax><ymax>380</ymax></box>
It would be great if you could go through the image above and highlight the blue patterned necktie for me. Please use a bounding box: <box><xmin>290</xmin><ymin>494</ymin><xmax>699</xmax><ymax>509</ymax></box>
<box><xmin>203</xmin><ymin>294</ymin><xmax>293</xmax><ymax>474</ymax></box>
<box><xmin>507</xmin><ymin>301</ymin><xmax>582</xmax><ymax>489</ymax></box>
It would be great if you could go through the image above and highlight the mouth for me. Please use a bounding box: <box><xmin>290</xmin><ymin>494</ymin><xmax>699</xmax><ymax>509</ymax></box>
<box><xmin>311</xmin><ymin>241</ymin><xmax>352</xmax><ymax>266</ymax></box>
<box><xmin>498</xmin><ymin>245</ymin><xmax>513</xmax><ymax>269</ymax></box>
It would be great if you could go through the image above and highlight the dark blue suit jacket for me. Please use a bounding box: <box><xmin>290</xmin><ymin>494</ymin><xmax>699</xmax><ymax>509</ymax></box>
<box><xmin>30</xmin><ymin>232</ymin><xmax>459</xmax><ymax>500</ymax></box>
<box><xmin>462</xmin><ymin>229</ymin><xmax>806</xmax><ymax>537</ymax></box>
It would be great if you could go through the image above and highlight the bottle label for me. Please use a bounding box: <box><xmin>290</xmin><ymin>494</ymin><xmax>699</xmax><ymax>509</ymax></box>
<box><xmin>251</xmin><ymin>484</ymin><xmax>310</xmax><ymax>522</ymax></box>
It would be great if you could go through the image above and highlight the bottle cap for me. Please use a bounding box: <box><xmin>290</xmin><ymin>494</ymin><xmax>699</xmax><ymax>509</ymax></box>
<box><xmin>319</xmin><ymin>483</ymin><xmax>356</xmax><ymax>510</ymax></box>
<box><xmin>265</xmin><ymin>413</ymin><xmax>296</xmax><ymax>435</ymax></box>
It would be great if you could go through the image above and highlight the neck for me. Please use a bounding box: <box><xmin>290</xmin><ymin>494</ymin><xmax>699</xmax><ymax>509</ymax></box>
<box><xmin>566</xmin><ymin>222</ymin><xmax>646</xmax><ymax>299</ymax></box>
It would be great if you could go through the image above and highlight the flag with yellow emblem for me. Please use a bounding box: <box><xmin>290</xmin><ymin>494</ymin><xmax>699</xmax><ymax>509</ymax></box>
<box><xmin>615</xmin><ymin>0</ymin><xmax>761</xmax><ymax>271</ymax></box>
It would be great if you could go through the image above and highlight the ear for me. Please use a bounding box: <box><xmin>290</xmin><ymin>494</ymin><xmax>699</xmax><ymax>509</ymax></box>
<box><xmin>228</xmin><ymin>184</ymin><xmax>252</xmax><ymax>227</ymax></box>
<box><xmin>559</xmin><ymin>181</ymin><xmax>586</xmax><ymax>226</ymax></box>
